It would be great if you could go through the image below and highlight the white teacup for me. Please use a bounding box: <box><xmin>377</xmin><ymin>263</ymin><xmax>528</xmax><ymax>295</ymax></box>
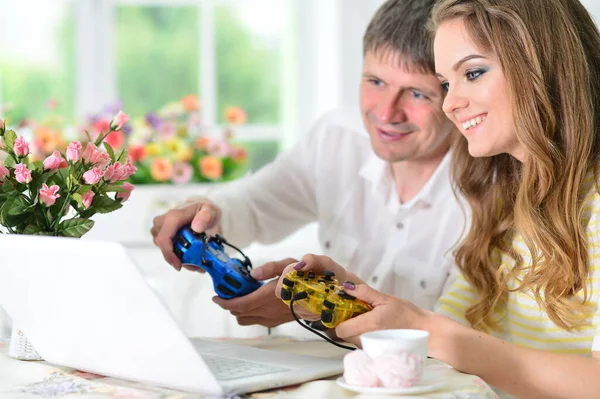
<box><xmin>360</xmin><ymin>329</ymin><xmax>429</xmax><ymax>362</ymax></box>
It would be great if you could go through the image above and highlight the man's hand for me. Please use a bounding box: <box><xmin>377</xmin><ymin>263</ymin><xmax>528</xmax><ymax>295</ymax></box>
<box><xmin>151</xmin><ymin>198</ymin><xmax>222</xmax><ymax>271</ymax></box>
<box><xmin>212</xmin><ymin>258</ymin><xmax>299</xmax><ymax>328</ymax></box>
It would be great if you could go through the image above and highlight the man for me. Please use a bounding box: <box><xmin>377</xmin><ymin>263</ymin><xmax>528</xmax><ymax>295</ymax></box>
<box><xmin>152</xmin><ymin>0</ymin><xmax>464</xmax><ymax>330</ymax></box>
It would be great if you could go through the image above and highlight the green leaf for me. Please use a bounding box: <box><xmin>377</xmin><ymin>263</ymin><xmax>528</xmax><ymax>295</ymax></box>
<box><xmin>104</xmin><ymin>142</ymin><xmax>116</xmax><ymax>162</ymax></box>
<box><xmin>72</xmin><ymin>193</ymin><xmax>83</xmax><ymax>207</ymax></box>
<box><xmin>23</xmin><ymin>225</ymin><xmax>45</xmax><ymax>235</ymax></box>
<box><xmin>58</xmin><ymin>218</ymin><xmax>95</xmax><ymax>238</ymax></box>
<box><xmin>3</xmin><ymin>130</ymin><xmax>16</xmax><ymax>151</ymax></box>
<box><xmin>77</xmin><ymin>185</ymin><xmax>93</xmax><ymax>196</ymax></box>
<box><xmin>3</xmin><ymin>155</ymin><xmax>15</xmax><ymax>168</ymax></box>
<box><xmin>8</xmin><ymin>196</ymin><xmax>32</xmax><ymax>216</ymax></box>
<box><xmin>117</xmin><ymin>150</ymin><xmax>128</xmax><ymax>164</ymax></box>
<box><xmin>103</xmin><ymin>184</ymin><xmax>129</xmax><ymax>193</ymax></box>
<box><xmin>90</xmin><ymin>195</ymin><xmax>123</xmax><ymax>214</ymax></box>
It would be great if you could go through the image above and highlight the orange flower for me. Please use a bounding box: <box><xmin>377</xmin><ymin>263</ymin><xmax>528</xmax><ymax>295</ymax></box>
<box><xmin>150</xmin><ymin>158</ymin><xmax>173</xmax><ymax>182</ymax></box>
<box><xmin>195</xmin><ymin>136</ymin><xmax>211</xmax><ymax>150</ymax></box>
<box><xmin>200</xmin><ymin>156</ymin><xmax>223</xmax><ymax>180</ymax></box>
<box><xmin>223</xmin><ymin>106</ymin><xmax>247</xmax><ymax>125</ymax></box>
<box><xmin>181</xmin><ymin>95</ymin><xmax>200</xmax><ymax>112</ymax></box>
<box><xmin>34</xmin><ymin>126</ymin><xmax>64</xmax><ymax>155</ymax></box>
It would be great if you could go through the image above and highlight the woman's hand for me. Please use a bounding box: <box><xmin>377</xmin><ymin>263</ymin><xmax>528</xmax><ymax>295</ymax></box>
<box><xmin>334</xmin><ymin>283</ymin><xmax>433</xmax><ymax>347</ymax></box>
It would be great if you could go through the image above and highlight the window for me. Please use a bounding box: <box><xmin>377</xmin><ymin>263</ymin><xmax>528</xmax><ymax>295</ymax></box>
<box><xmin>0</xmin><ymin>0</ymin><xmax>75</xmax><ymax>123</ymax></box>
<box><xmin>0</xmin><ymin>0</ymin><xmax>288</xmax><ymax>171</ymax></box>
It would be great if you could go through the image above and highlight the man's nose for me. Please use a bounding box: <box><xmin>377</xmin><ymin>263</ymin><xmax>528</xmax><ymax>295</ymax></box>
<box><xmin>376</xmin><ymin>93</ymin><xmax>408</xmax><ymax>124</ymax></box>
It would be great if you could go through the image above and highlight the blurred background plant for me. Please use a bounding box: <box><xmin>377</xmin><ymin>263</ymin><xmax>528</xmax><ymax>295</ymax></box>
<box><xmin>2</xmin><ymin>95</ymin><xmax>248</xmax><ymax>185</ymax></box>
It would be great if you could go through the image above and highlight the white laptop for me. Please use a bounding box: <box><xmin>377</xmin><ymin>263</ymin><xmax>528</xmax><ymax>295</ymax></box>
<box><xmin>0</xmin><ymin>234</ymin><xmax>343</xmax><ymax>395</ymax></box>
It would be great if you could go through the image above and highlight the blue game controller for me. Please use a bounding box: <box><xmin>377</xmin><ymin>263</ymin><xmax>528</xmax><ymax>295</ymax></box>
<box><xmin>173</xmin><ymin>225</ymin><xmax>263</xmax><ymax>299</ymax></box>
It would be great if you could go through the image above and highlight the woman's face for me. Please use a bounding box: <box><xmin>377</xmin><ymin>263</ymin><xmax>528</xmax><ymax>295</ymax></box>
<box><xmin>434</xmin><ymin>18</ymin><xmax>524</xmax><ymax>161</ymax></box>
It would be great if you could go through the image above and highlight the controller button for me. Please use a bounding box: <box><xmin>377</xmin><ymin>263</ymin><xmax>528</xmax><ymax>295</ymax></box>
<box><xmin>202</xmin><ymin>259</ymin><xmax>213</xmax><ymax>268</ymax></box>
<box><xmin>338</xmin><ymin>290</ymin><xmax>356</xmax><ymax>300</ymax></box>
<box><xmin>323</xmin><ymin>300</ymin><xmax>335</xmax><ymax>310</ymax></box>
<box><xmin>296</xmin><ymin>271</ymin><xmax>305</xmax><ymax>277</ymax></box>
<box><xmin>321</xmin><ymin>310</ymin><xmax>333</xmax><ymax>323</ymax></box>
<box><xmin>318</xmin><ymin>279</ymin><xmax>326</xmax><ymax>284</ymax></box>
<box><xmin>324</xmin><ymin>270</ymin><xmax>335</xmax><ymax>277</ymax></box>
<box><xmin>308</xmin><ymin>272</ymin><xmax>316</xmax><ymax>279</ymax></box>
<box><xmin>174</xmin><ymin>246</ymin><xmax>184</xmax><ymax>260</ymax></box>
<box><xmin>329</xmin><ymin>285</ymin><xmax>335</xmax><ymax>290</ymax></box>
<box><xmin>280</xmin><ymin>289</ymin><xmax>292</xmax><ymax>301</ymax></box>
<box><xmin>176</xmin><ymin>234</ymin><xmax>191</xmax><ymax>249</ymax></box>
<box><xmin>217</xmin><ymin>284</ymin><xmax>235</xmax><ymax>297</ymax></box>
<box><xmin>282</xmin><ymin>278</ymin><xmax>295</xmax><ymax>288</ymax></box>
<box><xmin>224</xmin><ymin>274</ymin><xmax>242</xmax><ymax>289</ymax></box>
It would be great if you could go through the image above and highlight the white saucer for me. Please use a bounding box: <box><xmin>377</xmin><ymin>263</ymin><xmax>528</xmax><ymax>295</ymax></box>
<box><xmin>336</xmin><ymin>369</ymin><xmax>448</xmax><ymax>395</ymax></box>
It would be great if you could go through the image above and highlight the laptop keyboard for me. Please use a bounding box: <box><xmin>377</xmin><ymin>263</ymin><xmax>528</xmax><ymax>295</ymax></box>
<box><xmin>201</xmin><ymin>354</ymin><xmax>291</xmax><ymax>381</ymax></box>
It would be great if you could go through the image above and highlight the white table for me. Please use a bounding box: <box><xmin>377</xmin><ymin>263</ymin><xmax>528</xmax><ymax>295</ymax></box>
<box><xmin>0</xmin><ymin>336</ymin><xmax>498</xmax><ymax>398</ymax></box>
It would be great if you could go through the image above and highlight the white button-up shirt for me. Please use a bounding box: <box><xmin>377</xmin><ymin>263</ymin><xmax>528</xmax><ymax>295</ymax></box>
<box><xmin>209</xmin><ymin>107</ymin><xmax>466</xmax><ymax>311</ymax></box>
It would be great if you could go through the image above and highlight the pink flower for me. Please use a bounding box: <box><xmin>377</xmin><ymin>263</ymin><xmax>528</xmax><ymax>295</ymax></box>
<box><xmin>121</xmin><ymin>158</ymin><xmax>137</xmax><ymax>180</ymax></box>
<box><xmin>0</xmin><ymin>161</ymin><xmax>8</xmax><ymax>181</ymax></box>
<box><xmin>172</xmin><ymin>162</ymin><xmax>193</xmax><ymax>185</ymax></box>
<box><xmin>66</xmin><ymin>141</ymin><xmax>82</xmax><ymax>162</ymax></box>
<box><xmin>103</xmin><ymin>162</ymin><xmax>121</xmax><ymax>183</ymax></box>
<box><xmin>43</xmin><ymin>150</ymin><xmax>68</xmax><ymax>172</ymax></box>
<box><xmin>82</xmin><ymin>191</ymin><xmax>95</xmax><ymax>209</ymax></box>
<box><xmin>117</xmin><ymin>182</ymin><xmax>134</xmax><ymax>202</ymax></box>
<box><xmin>207</xmin><ymin>140</ymin><xmax>230</xmax><ymax>158</ymax></box>
<box><xmin>82</xmin><ymin>143</ymin><xmax>110</xmax><ymax>169</ymax></box>
<box><xmin>110</xmin><ymin>110</ymin><xmax>130</xmax><ymax>131</ymax></box>
<box><xmin>13</xmin><ymin>136</ymin><xmax>30</xmax><ymax>157</ymax></box>
<box><xmin>14</xmin><ymin>164</ymin><xmax>32</xmax><ymax>184</ymax></box>
<box><xmin>39</xmin><ymin>184</ymin><xmax>61</xmax><ymax>207</ymax></box>
<box><xmin>83</xmin><ymin>168</ymin><xmax>103</xmax><ymax>185</ymax></box>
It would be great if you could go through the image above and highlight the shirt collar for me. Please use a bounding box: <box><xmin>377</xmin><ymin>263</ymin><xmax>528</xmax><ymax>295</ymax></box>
<box><xmin>359</xmin><ymin>150</ymin><xmax>454</xmax><ymax>210</ymax></box>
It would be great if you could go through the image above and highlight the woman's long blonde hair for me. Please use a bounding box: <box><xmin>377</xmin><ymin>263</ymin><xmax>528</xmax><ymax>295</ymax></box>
<box><xmin>430</xmin><ymin>0</ymin><xmax>600</xmax><ymax>331</ymax></box>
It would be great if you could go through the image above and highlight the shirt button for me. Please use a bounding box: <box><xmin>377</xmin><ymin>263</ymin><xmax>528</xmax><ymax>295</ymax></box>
<box><xmin>371</xmin><ymin>276</ymin><xmax>379</xmax><ymax>283</ymax></box>
<box><xmin>396</xmin><ymin>222</ymin><xmax>404</xmax><ymax>229</ymax></box>
<box><xmin>324</xmin><ymin>241</ymin><xmax>331</xmax><ymax>249</ymax></box>
<box><xmin>420</xmin><ymin>280</ymin><xmax>427</xmax><ymax>289</ymax></box>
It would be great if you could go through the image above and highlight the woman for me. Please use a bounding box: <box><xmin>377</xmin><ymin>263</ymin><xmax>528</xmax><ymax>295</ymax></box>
<box><xmin>276</xmin><ymin>0</ymin><xmax>600</xmax><ymax>397</ymax></box>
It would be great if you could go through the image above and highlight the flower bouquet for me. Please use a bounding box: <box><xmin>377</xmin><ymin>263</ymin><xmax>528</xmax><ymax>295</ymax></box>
<box><xmin>125</xmin><ymin>95</ymin><xmax>248</xmax><ymax>185</ymax></box>
<box><xmin>0</xmin><ymin>110</ymin><xmax>135</xmax><ymax>360</ymax></box>
<box><xmin>0</xmin><ymin>110</ymin><xmax>135</xmax><ymax>237</ymax></box>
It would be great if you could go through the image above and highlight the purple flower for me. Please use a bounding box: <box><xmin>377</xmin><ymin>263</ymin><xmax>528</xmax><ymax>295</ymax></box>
<box><xmin>103</xmin><ymin>100</ymin><xmax>123</xmax><ymax>115</ymax></box>
<box><xmin>145</xmin><ymin>112</ymin><xmax>163</xmax><ymax>130</ymax></box>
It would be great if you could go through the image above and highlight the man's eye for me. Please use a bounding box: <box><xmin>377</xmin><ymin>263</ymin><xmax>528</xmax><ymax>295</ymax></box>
<box><xmin>369</xmin><ymin>79</ymin><xmax>384</xmax><ymax>87</ymax></box>
<box><xmin>411</xmin><ymin>91</ymin><xmax>425</xmax><ymax>99</ymax></box>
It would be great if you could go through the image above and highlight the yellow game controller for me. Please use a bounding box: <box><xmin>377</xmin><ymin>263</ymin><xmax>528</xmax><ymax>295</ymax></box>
<box><xmin>280</xmin><ymin>270</ymin><xmax>372</xmax><ymax>328</ymax></box>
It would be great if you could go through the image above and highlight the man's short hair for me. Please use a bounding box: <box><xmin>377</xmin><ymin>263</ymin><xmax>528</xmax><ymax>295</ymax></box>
<box><xmin>363</xmin><ymin>0</ymin><xmax>436</xmax><ymax>73</ymax></box>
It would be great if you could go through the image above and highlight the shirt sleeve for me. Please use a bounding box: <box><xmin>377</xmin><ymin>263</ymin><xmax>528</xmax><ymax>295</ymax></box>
<box><xmin>204</xmin><ymin>113</ymin><xmax>334</xmax><ymax>248</ymax></box>
<box><xmin>435</xmin><ymin>272</ymin><xmax>478</xmax><ymax>327</ymax></box>
<box><xmin>585</xmin><ymin>193</ymin><xmax>600</xmax><ymax>352</ymax></box>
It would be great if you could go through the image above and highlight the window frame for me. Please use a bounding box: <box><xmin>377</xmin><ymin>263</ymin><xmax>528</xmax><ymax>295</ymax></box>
<box><xmin>77</xmin><ymin>0</ymin><xmax>286</xmax><ymax>142</ymax></box>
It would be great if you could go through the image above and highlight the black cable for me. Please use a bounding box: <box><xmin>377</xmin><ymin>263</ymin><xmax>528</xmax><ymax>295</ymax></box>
<box><xmin>290</xmin><ymin>294</ymin><xmax>355</xmax><ymax>351</ymax></box>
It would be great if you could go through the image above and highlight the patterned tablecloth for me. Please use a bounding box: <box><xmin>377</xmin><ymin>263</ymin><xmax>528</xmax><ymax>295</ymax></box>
<box><xmin>0</xmin><ymin>337</ymin><xmax>498</xmax><ymax>399</ymax></box>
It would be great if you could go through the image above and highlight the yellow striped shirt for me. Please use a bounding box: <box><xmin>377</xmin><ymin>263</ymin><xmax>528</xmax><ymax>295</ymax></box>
<box><xmin>436</xmin><ymin>182</ymin><xmax>600</xmax><ymax>355</ymax></box>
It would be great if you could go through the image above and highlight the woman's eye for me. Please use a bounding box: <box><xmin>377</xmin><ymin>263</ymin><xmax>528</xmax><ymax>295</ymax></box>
<box><xmin>466</xmin><ymin>68</ymin><xmax>487</xmax><ymax>81</ymax></box>
<box><xmin>440</xmin><ymin>82</ymin><xmax>449</xmax><ymax>92</ymax></box>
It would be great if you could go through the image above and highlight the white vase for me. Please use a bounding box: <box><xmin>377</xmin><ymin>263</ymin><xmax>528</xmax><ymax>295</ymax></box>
<box><xmin>8</xmin><ymin>326</ymin><xmax>43</xmax><ymax>360</ymax></box>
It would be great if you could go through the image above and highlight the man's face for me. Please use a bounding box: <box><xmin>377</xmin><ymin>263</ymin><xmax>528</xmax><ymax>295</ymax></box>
<box><xmin>359</xmin><ymin>51</ymin><xmax>455</xmax><ymax>163</ymax></box>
